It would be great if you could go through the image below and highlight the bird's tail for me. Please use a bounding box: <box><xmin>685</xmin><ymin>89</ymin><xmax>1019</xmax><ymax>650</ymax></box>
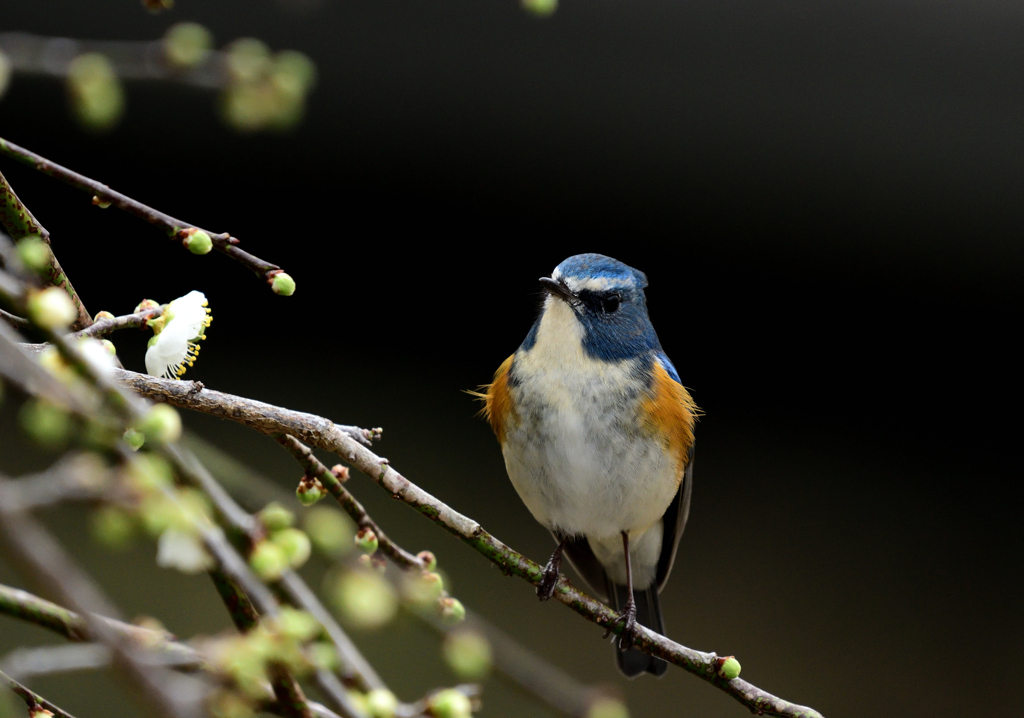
<box><xmin>610</xmin><ymin>583</ymin><xmax>668</xmax><ymax>678</ymax></box>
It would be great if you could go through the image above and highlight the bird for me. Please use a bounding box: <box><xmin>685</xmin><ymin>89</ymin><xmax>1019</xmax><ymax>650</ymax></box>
<box><xmin>479</xmin><ymin>253</ymin><xmax>698</xmax><ymax>678</ymax></box>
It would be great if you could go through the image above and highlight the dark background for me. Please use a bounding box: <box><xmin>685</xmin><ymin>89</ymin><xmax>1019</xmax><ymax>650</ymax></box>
<box><xmin>1</xmin><ymin>1</ymin><xmax>1021</xmax><ymax>717</ymax></box>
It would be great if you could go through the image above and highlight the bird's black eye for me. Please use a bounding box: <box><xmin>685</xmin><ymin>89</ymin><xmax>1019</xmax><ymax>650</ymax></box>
<box><xmin>600</xmin><ymin>293</ymin><xmax>621</xmax><ymax>314</ymax></box>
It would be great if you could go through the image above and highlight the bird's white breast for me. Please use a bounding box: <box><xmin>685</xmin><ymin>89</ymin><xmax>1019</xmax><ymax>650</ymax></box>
<box><xmin>501</xmin><ymin>299</ymin><xmax>680</xmax><ymax>560</ymax></box>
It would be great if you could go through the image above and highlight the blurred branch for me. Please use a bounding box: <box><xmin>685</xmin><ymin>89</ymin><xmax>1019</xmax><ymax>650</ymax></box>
<box><xmin>0</xmin><ymin>31</ymin><xmax>225</xmax><ymax>88</ymax></box>
<box><xmin>0</xmin><ymin>307</ymin><xmax>30</xmax><ymax>329</ymax></box>
<box><xmin>0</xmin><ymin>667</ymin><xmax>80</xmax><ymax>718</ymax></box>
<box><xmin>0</xmin><ymin>136</ymin><xmax>290</xmax><ymax>290</ymax></box>
<box><xmin>0</xmin><ymin>169</ymin><xmax>92</xmax><ymax>329</ymax></box>
<box><xmin>112</xmin><ymin>368</ymin><xmax>826</xmax><ymax>718</ymax></box>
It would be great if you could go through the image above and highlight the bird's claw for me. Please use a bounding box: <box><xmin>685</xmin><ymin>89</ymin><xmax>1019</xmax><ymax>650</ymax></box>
<box><xmin>536</xmin><ymin>561</ymin><xmax>560</xmax><ymax>601</ymax></box>
<box><xmin>603</xmin><ymin>601</ymin><xmax>639</xmax><ymax>650</ymax></box>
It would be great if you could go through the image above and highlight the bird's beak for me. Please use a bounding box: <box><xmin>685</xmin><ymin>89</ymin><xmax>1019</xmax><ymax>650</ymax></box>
<box><xmin>539</xmin><ymin>276</ymin><xmax>578</xmax><ymax>305</ymax></box>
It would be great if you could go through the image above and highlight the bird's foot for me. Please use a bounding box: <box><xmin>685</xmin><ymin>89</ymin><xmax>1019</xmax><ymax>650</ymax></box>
<box><xmin>536</xmin><ymin>558</ymin><xmax>561</xmax><ymax>601</ymax></box>
<box><xmin>604</xmin><ymin>599</ymin><xmax>638</xmax><ymax>650</ymax></box>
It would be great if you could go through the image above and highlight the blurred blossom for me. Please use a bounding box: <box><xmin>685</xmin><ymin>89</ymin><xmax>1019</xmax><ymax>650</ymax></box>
<box><xmin>66</xmin><ymin>53</ymin><xmax>124</xmax><ymax>131</ymax></box>
<box><xmin>163</xmin><ymin>22</ymin><xmax>214</xmax><ymax>69</ymax></box>
<box><xmin>0</xmin><ymin>48</ymin><xmax>11</xmax><ymax>99</ymax></box>
<box><xmin>330</xmin><ymin>569</ymin><xmax>398</xmax><ymax>630</ymax></box>
<box><xmin>221</xmin><ymin>40</ymin><xmax>316</xmax><ymax>132</ymax></box>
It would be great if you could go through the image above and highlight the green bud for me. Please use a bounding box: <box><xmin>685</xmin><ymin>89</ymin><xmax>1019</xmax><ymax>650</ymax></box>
<box><xmin>249</xmin><ymin>540</ymin><xmax>288</xmax><ymax>580</ymax></box>
<box><xmin>417</xmin><ymin>550</ymin><xmax>437</xmax><ymax>571</ymax></box>
<box><xmin>274</xmin><ymin>607</ymin><xmax>321</xmax><ymax>642</ymax></box>
<box><xmin>586</xmin><ymin>698</ymin><xmax>629</xmax><ymax>718</ymax></box>
<box><xmin>135</xmin><ymin>299</ymin><xmax>160</xmax><ymax>313</ymax></box>
<box><xmin>93</xmin><ymin>310</ymin><xmax>116</xmax><ymax>321</ymax></box>
<box><xmin>67</xmin><ymin>53</ymin><xmax>125</xmax><ymax>131</ymax></box>
<box><xmin>303</xmin><ymin>507</ymin><xmax>354</xmax><ymax>557</ymax></box>
<box><xmin>20</xmin><ymin>400</ymin><xmax>73</xmax><ymax>448</ymax></box>
<box><xmin>354</xmin><ymin>527</ymin><xmax>379</xmax><ymax>554</ymax></box>
<box><xmin>428</xmin><ymin>689</ymin><xmax>472</xmax><ymax>718</ymax></box>
<box><xmin>92</xmin><ymin>195</ymin><xmax>111</xmax><ymax>208</ymax></box>
<box><xmin>125</xmin><ymin>453</ymin><xmax>174</xmax><ymax>491</ymax></box>
<box><xmin>226</xmin><ymin>38</ymin><xmax>271</xmax><ymax>83</ymax></box>
<box><xmin>403</xmin><ymin>570</ymin><xmax>444</xmax><ymax>608</ymax></box>
<box><xmin>718</xmin><ymin>656</ymin><xmax>741</xmax><ymax>680</ymax></box>
<box><xmin>164</xmin><ymin>22</ymin><xmax>213</xmax><ymax>69</ymax></box>
<box><xmin>27</xmin><ymin>286</ymin><xmax>77</xmax><ymax>330</ymax></box>
<box><xmin>272</xmin><ymin>527</ymin><xmax>312</xmax><ymax>569</ymax></box>
<box><xmin>443</xmin><ymin>630</ymin><xmax>492</xmax><ymax>680</ymax></box>
<box><xmin>271</xmin><ymin>272</ymin><xmax>296</xmax><ymax>296</ymax></box>
<box><xmin>366</xmin><ymin>689</ymin><xmax>398</xmax><ymax>718</ymax></box>
<box><xmin>331</xmin><ymin>570</ymin><xmax>398</xmax><ymax>630</ymax></box>
<box><xmin>438</xmin><ymin>597</ymin><xmax>466</xmax><ymax>626</ymax></box>
<box><xmin>99</xmin><ymin>338</ymin><xmax>117</xmax><ymax>355</ymax></box>
<box><xmin>296</xmin><ymin>479</ymin><xmax>324</xmax><ymax>506</ymax></box>
<box><xmin>271</xmin><ymin>51</ymin><xmax>317</xmax><ymax>99</ymax></box>
<box><xmin>521</xmin><ymin>0</ymin><xmax>557</xmax><ymax>16</ymax></box>
<box><xmin>17</xmin><ymin>236</ymin><xmax>50</xmax><ymax>273</ymax></box>
<box><xmin>90</xmin><ymin>506</ymin><xmax>135</xmax><ymax>550</ymax></box>
<box><xmin>182</xmin><ymin>228</ymin><xmax>213</xmax><ymax>255</ymax></box>
<box><xmin>257</xmin><ymin>501</ymin><xmax>295</xmax><ymax>530</ymax></box>
<box><xmin>309</xmin><ymin>642</ymin><xmax>340</xmax><ymax>671</ymax></box>
<box><xmin>138</xmin><ymin>404</ymin><xmax>182</xmax><ymax>444</ymax></box>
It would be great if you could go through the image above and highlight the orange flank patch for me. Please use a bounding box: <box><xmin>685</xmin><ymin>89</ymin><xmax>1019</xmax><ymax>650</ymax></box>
<box><xmin>469</xmin><ymin>354</ymin><xmax>516</xmax><ymax>444</ymax></box>
<box><xmin>640</xmin><ymin>362</ymin><xmax>699</xmax><ymax>479</ymax></box>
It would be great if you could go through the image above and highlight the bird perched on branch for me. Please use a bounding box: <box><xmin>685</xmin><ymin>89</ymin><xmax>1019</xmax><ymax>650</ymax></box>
<box><xmin>479</xmin><ymin>253</ymin><xmax>698</xmax><ymax>677</ymax></box>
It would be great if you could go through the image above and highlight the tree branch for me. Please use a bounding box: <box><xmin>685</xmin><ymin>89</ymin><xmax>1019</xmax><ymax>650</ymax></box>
<box><xmin>0</xmin><ymin>136</ymin><xmax>289</xmax><ymax>290</ymax></box>
<box><xmin>113</xmin><ymin>369</ymin><xmax>826</xmax><ymax>718</ymax></box>
<box><xmin>1</xmin><ymin>667</ymin><xmax>81</xmax><ymax>718</ymax></box>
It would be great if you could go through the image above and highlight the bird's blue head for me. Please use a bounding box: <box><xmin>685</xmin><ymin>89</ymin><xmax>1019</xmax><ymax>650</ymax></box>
<box><xmin>523</xmin><ymin>253</ymin><xmax>662</xmax><ymax>362</ymax></box>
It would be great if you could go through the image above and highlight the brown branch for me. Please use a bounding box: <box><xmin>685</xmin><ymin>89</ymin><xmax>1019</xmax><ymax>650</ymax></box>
<box><xmin>0</xmin><ymin>168</ymin><xmax>92</xmax><ymax>329</ymax></box>
<box><xmin>1</xmin><ymin>667</ymin><xmax>81</xmax><ymax>718</ymax></box>
<box><xmin>0</xmin><ymin>307</ymin><xmax>30</xmax><ymax>329</ymax></box>
<box><xmin>275</xmin><ymin>435</ymin><xmax>426</xmax><ymax>570</ymax></box>
<box><xmin>76</xmin><ymin>306</ymin><xmax>162</xmax><ymax>338</ymax></box>
<box><xmin>0</xmin><ymin>136</ymin><xmax>288</xmax><ymax>290</ymax></box>
<box><xmin>112</xmin><ymin>369</ymin><xmax>826</xmax><ymax>718</ymax></box>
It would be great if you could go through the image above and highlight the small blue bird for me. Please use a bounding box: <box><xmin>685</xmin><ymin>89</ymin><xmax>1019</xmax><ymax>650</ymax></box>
<box><xmin>480</xmin><ymin>253</ymin><xmax>698</xmax><ymax>677</ymax></box>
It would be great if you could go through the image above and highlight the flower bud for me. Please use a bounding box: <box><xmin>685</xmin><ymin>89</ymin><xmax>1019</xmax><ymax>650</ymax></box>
<box><xmin>354</xmin><ymin>527</ymin><xmax>379</xmax><ymax>554</ymax></box>
<box><xmin>249</xmin><ymin>540</ymin><xmax>288</xmax><ymax>580</ymax></box>
<box><xmin>28</xmin><ymin>708</ymin><xmax>55</xmax><ymax>718</ymax></box>
<box><xmin>20</xmin><ymin>400</ymin><xmax>73</xmax><ymax>448</ymax></box>
<box><xmin>17</xmin><ymin>236</ymin><xmax>50</xmax><ymax>273</ymax></box>
<box><xmin>296</xmin><ymin>479</ymin><xmax>325</xmax><ymax>506</ymax></box>
<box><xmin>309</xmin><ymin>642</ymin><xmax>340</xmax><ymax>671</ymax></box>
<box><xmin>271</xmin><ymin>272</ymin><xmax>296</xmax><ymax>296</ymax></box>
<box><xmin>91</xmin><ymin>195</ymin><xmax>111</xmax><ymax>208</ymax></box>
<box><xmin>164</xmin><ymin>22</ymin><xmax>213</xmax><ymax>69</ymax></box>
<box><xmin>257</xmin><ymin>502</ymin><xmax>295</xmax><ymax>530</ymax></box>
<box><xmin>438</xmin><ymin>597</ymin><xmax>466</xmax><ymax>626</ymax></box>
<box><xmin>586</xmin><ymin>698</ymin><xmax>629</xmax><ymax>718</ymax></box>
<box><xmin>27</xmin><ymin>287</ymin><xmax>77</xmax><ymax>330</ymax></box>
<box><xmin>93</xmin><ymin>310</ymin><xmax>115</xmax><ymax>322</ymax></box>
<box><xmin>428</xmin><ymin>689</ymin><xmax>472</xmax><ymax>718</ymax></box>
<box><xmin>417</xmin><ymin>550</ymin><xmax>438</xmax><ymax>571</ymax></box>
<box><xmin>303</xmin><ymin>507</ymin><xmax>354</xmax><ymax>557</ymax></box>
<box><xmin>366</xmin><ymin>689</ymin><xmax>398</xmax><ymax>718</ymax></box>
<box><xmin>157</xmin><ymin>527</ymin><xmax>215</xmax><ymax>574</ymax></box>
<box><xmin>138</xmin><ymin>404</ymin><xmax>182</xmax><ymax>444</ymax></box>
<box><xmin>718</xmin><ymin>656</ymin><xmax>741</xmax><ymax>680</ymax></box>
<box><xmin>331</xmin><ymin>570</ymin><xmax>398</xmax><ymax>630</ymax></box>
<box><xmin>184</xmin><ymin>229</ymin><xmax>214</xmax><ymax>255</ymax></box>
<box><xmin>272</xmin><ymin>527</ymin><xmax>312</xmax><ymax>569</ymax></box>
<box><xmin>135</xmin><ymin>299</ymin><xmax>160</xmax><ymax>313</ymax></box>
<box><xmin>521</xmin><ymin>0</ymin><xmax>557</xmax><ymax>16</ymax></box>
<box><xmin>443</xmin><ymin>630</ymin><xmax>492</xmax><ymax>680</ymax></box>
<box><xmin>331</xmin><ymin>464</ymin><xmax>350</xmax><ymax>482</ymax></box>
<box><xmin>67</xmin><ymin>53</ymin><xmax>124</xmax><ymax>131</ymax></box>
<box><xmin>403</xmin><ymin>571</ymin><xmax>444</xmax><ymax>607</ymax></box>
<box><xmin>90</xmin><ymin>506</ymin><xmax>135</xmax><ymax>550</ymax></box>
<box><xmin>274</xmin><ymin>607</ymin><xmax>321</xmax><ymax>642</ymax></box>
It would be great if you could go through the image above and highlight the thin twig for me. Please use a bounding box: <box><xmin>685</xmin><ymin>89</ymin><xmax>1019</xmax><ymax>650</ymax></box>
<box><xmin>0</xmin><ymin>136</ymin><xmax>289</xmax><ymax>289</ymax></box>
<box><xmin>276</xmin><ymin>434</ymin><xmax>426</xmax><ymax>570</ymax></box>
<box><xmin>1</xmin><ymin>667</ymin><xmax>81</xmax><ymax>718</ymax></box>
<box><xmin>77</xmin><ymin>306</ymin><xmax>162</xmax><ymax>338</ymax></box>
<box><xmin>0</xmin><ymin>169</ymin><xmax>91</xmax><ymax>328</ymax></box>
<box><xmin>114</xmin><ymin>368</ymin><xmax>826</xmax><ymax>718</ymax></box>
<box><xmin>0</xmin><ymin>307</ymin><xmax>30</xmax><ymax>329</ymax></box>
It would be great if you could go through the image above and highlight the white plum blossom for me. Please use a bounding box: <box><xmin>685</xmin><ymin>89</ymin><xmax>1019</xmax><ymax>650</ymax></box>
<box><xmin>145</xmin><ymin>291</ymin><xmax>212</xmax><ymax>379</ymax></box>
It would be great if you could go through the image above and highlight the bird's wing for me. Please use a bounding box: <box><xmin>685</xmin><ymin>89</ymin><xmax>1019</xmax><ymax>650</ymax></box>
<box><xmin>656</xmin><ymin>445</ymin><xmax>693</xmax><ymax>591</ymax></box>
<box><xmin>651</xmin><ymin>352</ymin><xmax>696</xmax><ymax>591</ymax></box>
